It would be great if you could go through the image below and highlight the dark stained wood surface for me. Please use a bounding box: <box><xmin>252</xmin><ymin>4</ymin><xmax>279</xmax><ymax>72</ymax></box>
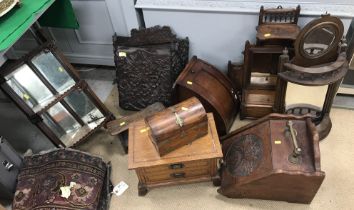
<box><xmin>107</xmin><ymin>102</ymin><xmax>165</xmax><ymax>136</ymax></box>
<box><xmin>219</xmin><ymin>114</ymin><xmax>325</xmax><ymax>204</ymax></box>
<box><xmin>146</xmin><ymin>97</ymin><xmax>208</xmax><ymax>156</ymax></box>
<box><xmin>174</xmin><ymin>56</ymin><xmax>239</xmax><ymax>135</ymax></box>
<box><xmin>293</xmin><ymin>15</ymin><xmax>344</xmax><ymax>67</ymax></box>
<box><xmin>256</xmin><ymin>24</ymin><xmax>300</xmax><ymax>41</ymax></box>
<box><xmin>128</xmin><ymin>113</ymin><xmax>222</xmax><ymax>169</ymax></box>
<box><xmin>241</xmin><ymin>89</ymin><xmax>275</xmax><ymax>119</ymax></box>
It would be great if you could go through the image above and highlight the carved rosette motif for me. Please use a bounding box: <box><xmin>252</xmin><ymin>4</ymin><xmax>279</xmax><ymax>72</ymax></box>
<box><xmin>225</xmin><ymin>134</ymin><xmax>263</xmax><ymax>177</ymax></box>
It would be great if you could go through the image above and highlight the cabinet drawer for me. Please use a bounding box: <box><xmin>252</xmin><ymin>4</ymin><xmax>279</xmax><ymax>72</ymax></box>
<box><xmin>242</xmin><ymin>104</ymin><xmax>273</xmax><ymax>119</ymax></box>
<box><xmin>143</xmin><ymin>160</ymin><xmax>211</xmax><ymax>183</ymax></box>
<box><xmin>145</xmin><ymin>167</ymin><xmax>210</xmax><ymax>183</ymax></box>
<box><xmin>243</xmin><ymin>89</ymin><xmax>275</xmax><ymax>105</ymax></box>
<box><xmin>144</xmin><ymin>159</ymin><xmax>210</xmax><ymax>174</ymax></box>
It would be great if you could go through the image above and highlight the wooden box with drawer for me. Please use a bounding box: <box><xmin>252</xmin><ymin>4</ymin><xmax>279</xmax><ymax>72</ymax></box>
<box><xmin>240</xmin><ymin>89</ymin><xmax>276</xmax><ymax>119</ymax></box>
<box><xmin>128</xmin><ymin>113</ymin><xmax>223</xmax><ymax>196</ymax></box>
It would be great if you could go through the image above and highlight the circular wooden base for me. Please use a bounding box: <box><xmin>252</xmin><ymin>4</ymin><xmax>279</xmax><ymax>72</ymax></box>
<box><xmin>316</xmin><ymin>114</ymin><xmax>332</xmax><ymax>141</ymax></box>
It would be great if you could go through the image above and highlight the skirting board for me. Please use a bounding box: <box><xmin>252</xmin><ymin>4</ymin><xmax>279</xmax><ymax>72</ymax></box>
<box><xmin>136</xmin><ymin>0</ymin><xmax>354</xmax><ymax>18</ymax></box>
<box><xmin>6</xmin><ymin>50</ymin><xmax>115</xmax><ymax>66</ymax></box>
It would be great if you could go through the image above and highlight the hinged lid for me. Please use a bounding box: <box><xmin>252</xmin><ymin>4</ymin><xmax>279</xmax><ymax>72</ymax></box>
<box><xmin>128</xmin><ymin>113</ymin><xmax>223</xmax><ymax>169</ymax></box>
<box><xmin>146</xmin><ymin>97</ymin><xmax>207</xmax><ymax>143</ymax></box>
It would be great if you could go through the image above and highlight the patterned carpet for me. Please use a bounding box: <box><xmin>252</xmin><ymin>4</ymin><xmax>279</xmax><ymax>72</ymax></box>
<box><xmin>13</xmin><ymin>149</ymin><xmax>109</xmax><ymax>210</ymax></box>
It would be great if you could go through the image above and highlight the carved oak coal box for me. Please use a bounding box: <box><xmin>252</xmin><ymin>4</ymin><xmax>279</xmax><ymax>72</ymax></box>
<box><xmin>218</xmin><ymin>114</ymin><xmax>325</xmax><ymax>204</ymax></box>
<box><xmin>146</xmin><ymin>97</ymin><xmax>208</xmax><ymax>156</ymax></box>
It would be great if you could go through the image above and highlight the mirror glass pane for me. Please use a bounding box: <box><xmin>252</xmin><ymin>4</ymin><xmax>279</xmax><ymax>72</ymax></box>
<box><xmin>285</xmin><ymin>83</ymin><xmax>328</xmax><ymax>110</ymax></box>
<box><xmin>41</xmin><ymin>100</ymin><xmax>105</xmax><ymax>147</ymax></box>
<box><xmin>5</xmin><ymin>64</ymin><xmax>53</xmax><ymax>108</ymax></box>
<box><xmin>42</xmin><ymin>113</ymin><xmax>66</xmax><ymax>138</ymax></box>
<box><xmin>303</xmin><ymin>25</ymin><xmax>336</xmax><ymax>57</ymax></box>
<box><xmin>32</xmin><ymin>52</ymin><xmax>75</xmax><ymax>93</ymax></box>
<box><xmin>46</xmin><ymin>103</ymin><xmax>81</xmax><ymax>134</ymax></box>
<box><xmin>64</xmin><ymin>89</ymin><xmax>104</xmax><ymax>124</ymax></box>
<box><xmin>60</xmin><ymin>118</ymin><xmax>105</xmax><ymax>146</ymax></box>
<box><xmin>250</xmin><ymin>72</ymin><xmax>277</xmax><ymax>87</ymax></box>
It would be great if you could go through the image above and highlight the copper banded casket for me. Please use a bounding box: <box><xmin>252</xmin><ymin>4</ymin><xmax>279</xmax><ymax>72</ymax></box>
<box><xmin>146</xmin><ymin>97</ymin><xmax>208</xmax><ymax>156</ymax></box>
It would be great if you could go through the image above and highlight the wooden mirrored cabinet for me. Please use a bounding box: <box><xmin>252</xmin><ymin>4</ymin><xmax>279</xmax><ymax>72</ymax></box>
<box><xmin>240</xmin><ymin>41</ymin><xmax>294</xmax><ymax>119</ymax></box>
<box><xmin>0</xmin><ymin>42</ymin><xmax>114</xmax><ymax>147</ymax></box>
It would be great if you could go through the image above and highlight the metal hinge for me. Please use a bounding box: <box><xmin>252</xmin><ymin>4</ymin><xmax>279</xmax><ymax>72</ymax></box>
<box><xmin>28</xmin><ymin>114</ymin><xmax>43</xmax><ymax>124</ymax></box>
<box><xmin>0</xmin><ymin>77</ymin><xmax>6</xmax><ymax>85</ymax></box>
<box><xmin>2</xmin><ymin>160</ymin><xmax>14</xmax><ymax>171</ymax></box>
<box><xmin>231</xmin><ymin>89</ymin><xmax>238</xmax><ymax>101</ymax></box>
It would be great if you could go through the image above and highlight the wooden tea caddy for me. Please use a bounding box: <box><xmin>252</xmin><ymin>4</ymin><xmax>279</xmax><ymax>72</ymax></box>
<box><xmin>146</xmin><ymin>97</ymin><xmax>208</xmax><ymax>156</ymax></box>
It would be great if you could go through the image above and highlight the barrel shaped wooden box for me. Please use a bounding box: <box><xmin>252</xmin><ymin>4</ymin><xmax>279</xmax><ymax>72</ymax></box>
<box><xmin>174</xmin><ymin>56</ymin><xmax>239</xmax><ymax>136</ymax></box>
<box><xmin>146</xmin><ymin>97</ymin><xmax>208</xmax><ymax>156</ymax></box>
<box><xmin>218</xmin><ymin>114</ymin><xmax>325</xmax><ymax>204</ymax></box>
<box><xmin>129</xmin><ymin>113</ymin><xmax>223</xmax><ymax>196</ymax></box>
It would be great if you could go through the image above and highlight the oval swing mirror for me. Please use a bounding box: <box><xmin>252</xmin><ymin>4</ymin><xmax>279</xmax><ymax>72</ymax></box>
<box><xmin>294</xmin><ymin>14</ymin><xmax>344</xmax><ymax>66</ymax></box>
<box><xmin>303</xmin><ymin>25</ymin><xmax>336</xmax><ymax>57</ymax></box>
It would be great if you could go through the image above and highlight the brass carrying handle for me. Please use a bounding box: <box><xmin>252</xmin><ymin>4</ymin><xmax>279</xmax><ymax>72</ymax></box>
<box><xmin>287</xmin><ymin>121</ymin><xmax>302</xmax><ymax>157</ymax></box>
<box><xmin>174</xmin><ymin>112</ymin><xmax>184</xmax><ymax>127</ymax></box>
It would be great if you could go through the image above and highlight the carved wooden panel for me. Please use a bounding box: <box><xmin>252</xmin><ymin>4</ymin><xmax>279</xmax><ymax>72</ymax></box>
<box><xmin>114</xmin><ymin>26</ymin><xmax>189</xmax><ymax>110</ymax></box>
<box><xmin>225</xmin><ymin>134</ymin><xmax>263</xmax><ymax>177</ymax></box>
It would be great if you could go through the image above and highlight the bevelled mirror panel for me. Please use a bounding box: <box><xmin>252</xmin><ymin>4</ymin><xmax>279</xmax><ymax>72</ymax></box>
<box><xmin>64</xmin><ymin>89</ymin><xmax>105</xmax><ymax>124</ymax></box>
<box><xmin>285</xmin><ymin>82</ymin><xmax>328</xmax><ymax>110</ymax></box>
<box><xmin>31</xmin><ymin>51</ymin><xmax>75</xmax><ymax>93</ymax></box>
<box><xmin>5</xmin><ymin>64</ymin><xmax>53</xmax><ymax>108</ymax></box>
<box><xmin>303</xmin><ymin>25</ymin><xmax>336</xmax><ymax>57</ymax></box>
<box><xmin>46</xmin><ymin>103</ymin><xmax>81</xmax><ymax>134</ymax></box>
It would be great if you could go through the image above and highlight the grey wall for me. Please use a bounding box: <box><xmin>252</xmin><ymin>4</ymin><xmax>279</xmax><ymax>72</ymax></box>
<box><xmin>7</xmin><ymin>0</ymin><xmax>140</xmax><ymax>66</ymax></box>
<box><xmin>137</xmin><ymin>0</ymin><xmax>354</xmax><ymax>71</ymax></box>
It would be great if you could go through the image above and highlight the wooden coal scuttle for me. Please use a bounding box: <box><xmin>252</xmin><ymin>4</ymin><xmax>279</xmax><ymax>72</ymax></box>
<box><xmin>218</xmin><ymin>114</ymin><xmax>325</xmax><ymax>204</ymax></box>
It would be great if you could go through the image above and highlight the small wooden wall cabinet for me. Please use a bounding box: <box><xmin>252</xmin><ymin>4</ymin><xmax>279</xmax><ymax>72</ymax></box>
<box><xmin>128</xmin><ymin>113</ymin><xmax>223</xmax><ymax>196</ymax></box>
